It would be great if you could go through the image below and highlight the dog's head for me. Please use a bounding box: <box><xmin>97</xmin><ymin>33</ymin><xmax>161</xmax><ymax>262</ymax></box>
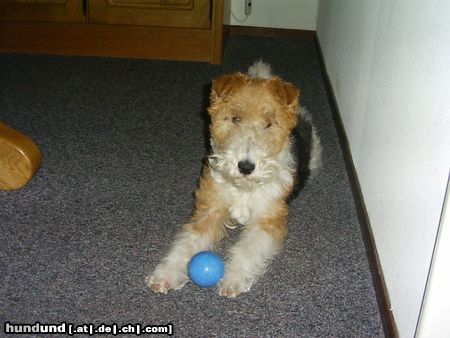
<box><xmin>207</xmin><ymin>72</ymin><xmax>299</xmax><ymax>189</ymax></box>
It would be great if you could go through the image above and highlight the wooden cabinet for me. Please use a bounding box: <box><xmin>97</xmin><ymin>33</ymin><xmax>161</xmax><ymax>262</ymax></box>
<box><xmin>0</xmin><ymin>0</ymin><xmax>85</xmax><ymax>23</ymax></box>
<box><xmin>89</xmin><ymin>0</ymin><xmax>211</xmax><ymax>28</ymax></box>
<box><xmin>0</xmin><ymin>0</ymin><xmax>223</xmax><ymax>64</ymax></box>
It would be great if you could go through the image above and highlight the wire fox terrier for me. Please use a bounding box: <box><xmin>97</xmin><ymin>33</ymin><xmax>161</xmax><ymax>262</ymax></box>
<box><xmin>147</xmin><ymin>61</ymin><xmax>321</xmax><ymax>297</ymax></box>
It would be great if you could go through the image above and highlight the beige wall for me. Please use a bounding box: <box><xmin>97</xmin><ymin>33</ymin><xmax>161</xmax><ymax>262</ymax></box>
<box><xmin>317</xmin><ymin>0</ymin><xmax>450</xmax><ymax>336</ymax></box>
<box><xmin>224</xmin><ymin>0</ymin><xmax>318</xmax><ymax>30</ymax></box>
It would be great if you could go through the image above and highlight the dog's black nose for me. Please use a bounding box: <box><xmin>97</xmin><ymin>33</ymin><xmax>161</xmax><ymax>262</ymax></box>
<box><xmin>238</xmin><ymin>160</ymin><xmax>255</xmax><ymax>175</ymax></box>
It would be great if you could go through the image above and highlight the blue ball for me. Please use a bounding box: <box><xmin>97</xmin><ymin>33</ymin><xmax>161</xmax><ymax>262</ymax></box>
<box><xmin>188</xmin><ymin>251</ymin><xmax>224</xmax><ymax>288</ymax></box>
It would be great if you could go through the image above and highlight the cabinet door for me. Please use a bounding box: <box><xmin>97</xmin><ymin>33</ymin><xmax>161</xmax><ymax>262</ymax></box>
<box><xmin>89</xmin><ymin>0</ymin><xmax>211</xmax><ymax>29</ymax></box>
<box><xmin>0</xmin><ymin>0</ymin><xmax>85</xmax><ymax>23</ymax></box>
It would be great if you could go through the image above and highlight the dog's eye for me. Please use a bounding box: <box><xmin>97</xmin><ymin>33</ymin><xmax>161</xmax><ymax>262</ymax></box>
<box><xmin>264</xmin><ymin>122</ymin><xmax>272</xmax><ymax>129</ymax></box>
<box><xmin>232</xmin><ymin>116</ymin><xmax>241</xmax><ymax>124</ymax></box>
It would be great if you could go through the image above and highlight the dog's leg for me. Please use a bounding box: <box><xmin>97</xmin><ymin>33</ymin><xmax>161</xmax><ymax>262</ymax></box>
<box><xmin>219</xmin><ymin>206</ymin><xmax>287</xmax><ymax>298</ymax></box>
<box><xmin>147</xmin><ymin>172</ymin><xmax>227</xmax><ymax>294</ymax></box>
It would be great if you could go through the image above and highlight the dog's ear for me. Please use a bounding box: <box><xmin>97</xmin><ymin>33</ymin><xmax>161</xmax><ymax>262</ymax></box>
<box><xmin>210</xmin><ymin>72</ymin><xmax>248</xmax><ymax>102</ymax></box>
<box><xmin>266</xmin><ymin>77</ymin><xmax>299</xmax><ymax>128</ymax></box>
<box><xmin>266</xmin><ymin>77</ymin><xmax>300</xmax><ymax>110</ymax></box>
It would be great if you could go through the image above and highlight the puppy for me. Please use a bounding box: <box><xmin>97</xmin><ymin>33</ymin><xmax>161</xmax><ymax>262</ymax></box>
<box><xmin>147</xmin><ymin>61</ymin><xmax>321</xmax><ymax>297</ymax></box>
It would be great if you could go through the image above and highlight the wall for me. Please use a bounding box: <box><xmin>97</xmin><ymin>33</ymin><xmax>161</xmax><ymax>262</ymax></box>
<box><xmin>224</xmin><ymin>0</ymin><xmax>318</xmax><ymax>30</ymax></box>
<box><xmin>317</xmin><ymin>0</ymin><xmax>450</xmax><ymax>336</ymax></box>
<box><xmin>416</xmin><ymin>175</ymin><xmax>450</xmax><ymax>337</ymax></box>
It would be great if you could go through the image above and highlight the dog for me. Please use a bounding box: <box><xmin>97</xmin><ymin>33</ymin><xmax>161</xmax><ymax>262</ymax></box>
<box><xmin>147</xmin><ymin>61</ymin><xmax>321</xmax><ymax>297</ymax></box>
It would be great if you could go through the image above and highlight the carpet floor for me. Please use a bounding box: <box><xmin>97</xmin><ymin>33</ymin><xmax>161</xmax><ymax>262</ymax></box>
<box><xmin>1</xmin><ymin>35</ymin><xmax>383</xmax><ymax>337</ymax></box>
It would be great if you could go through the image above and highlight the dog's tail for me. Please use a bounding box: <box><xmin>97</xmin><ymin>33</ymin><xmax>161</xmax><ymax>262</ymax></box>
<box><xmin>309</xmin><ymin>126</ymin><xmax>322</xmax><ymax>177</ymax></box>
<box><xmin>248</xmin><ymin>60</ymin><xmax>273</xmax><ymax>79</ymax></box>
<box><xmin>298</xmin><ymin>107</ymin><xmax>322</xmax><ymax>178</ymax></box>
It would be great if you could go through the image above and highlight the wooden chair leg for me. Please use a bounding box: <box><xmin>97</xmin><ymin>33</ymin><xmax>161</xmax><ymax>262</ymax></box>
<box><xmin>0</xmin><ymin>121</ymin><xmax>42</xmax><ymax>191</ymax></box>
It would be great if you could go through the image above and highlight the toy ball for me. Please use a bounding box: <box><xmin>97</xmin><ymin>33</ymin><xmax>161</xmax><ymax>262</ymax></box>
<box><xmin>188</xmin><ymin>251</ymin><xmax>224</xmax><ymax>288</ymax></box>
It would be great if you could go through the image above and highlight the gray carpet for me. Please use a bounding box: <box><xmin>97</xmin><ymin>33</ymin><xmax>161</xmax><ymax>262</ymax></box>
<box><xmin>0</xmin><ymin>36</ymin><xmax>383</xmax><ymax>337</ymax></box>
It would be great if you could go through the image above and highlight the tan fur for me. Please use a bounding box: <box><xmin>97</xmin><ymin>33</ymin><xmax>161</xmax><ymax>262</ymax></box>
<box><xmin>187</xmin><ymin>166</ymin><xmax>228</xmax><ymax>242</ymax></box>
<box><xmin>148</xmin><ymin>69</ymin><xmax>303</xmax><ymax>297</ymax></box>
<box><xmin>258</xmin><ymin>200</ymin><xmax>289</xmax><ymax>243</ymax></box>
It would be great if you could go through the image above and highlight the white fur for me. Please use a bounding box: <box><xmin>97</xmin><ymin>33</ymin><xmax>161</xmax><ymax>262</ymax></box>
<box><xmin>209</xmin><ymin>146</ymin><xmax>294</xmax><ymax>225</ymax></box>
<box><xmin>219</xmin><ymin>226</ymin><xmax>281</xmax><ymax>297</ymax></box>
<box><xmin>208</xmin><ymin>123</ymin><xmax>295</xmax><ymax>190</ymax></box>
<box><xmin>309</xmin><ymin>126</ymin><xmax>322</xmax><ymax>176</ymax></box>
<box><xmin>146</xmin><ymin>230</ymin><xmax>213</xmax><ymax>293</ymax></box>
<box><xmin>248</xmin><ymin>60</ymin><xmax>273</xmax><ymax>79</ymax></box>
<box><xmin>298</xmin><ymin>106</ymin><xmax>322</xmax><ymax>176</ymax></box>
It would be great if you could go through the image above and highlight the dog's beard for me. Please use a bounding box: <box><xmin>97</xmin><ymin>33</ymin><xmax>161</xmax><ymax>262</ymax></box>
<box><xmin>208</xmin><ymin>151</ymin><xmax>282</xmax><ymax>190</ymax></box>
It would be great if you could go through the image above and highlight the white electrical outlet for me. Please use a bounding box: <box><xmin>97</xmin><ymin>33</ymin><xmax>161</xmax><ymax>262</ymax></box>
<box><xmin>245</xmin><ymin>0</ymin><xmax>252</xmax><ymax>16</ymax></box>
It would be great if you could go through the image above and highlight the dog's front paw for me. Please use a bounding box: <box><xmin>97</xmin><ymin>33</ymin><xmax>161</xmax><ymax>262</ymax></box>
<box><xmin>147</xmin><ymin>277</ymin><xmax>171</xmax><ymax>294</ymax></box>
<box><xmin>146</xmin><ymin>267</ymin><xmax>188</xmax><ymax>294</ymax></box>
<box><xmin>218</xmin><ymin>276</ymin><xmax>253</xmax><ymax>298</ymax></box>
